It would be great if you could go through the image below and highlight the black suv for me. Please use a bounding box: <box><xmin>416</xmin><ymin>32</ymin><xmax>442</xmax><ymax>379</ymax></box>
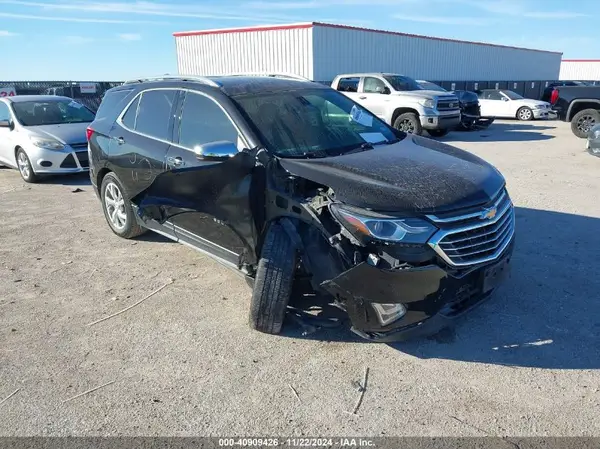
<box><xmin>87</xmin><ymin>74</ymin><xmax>515</xmax><ymax>342</ymax></box>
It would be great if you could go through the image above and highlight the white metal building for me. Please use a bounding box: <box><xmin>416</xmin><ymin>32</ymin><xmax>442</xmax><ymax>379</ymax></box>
<box><xmin>174</xmin><ymin>22</ymin><xmax>562</xmax><ymax>82</ymax></box>
<box><xmin>559</xmin><ymin>60</ymin><xmax>600</xmax><ymax>81</ymax></box>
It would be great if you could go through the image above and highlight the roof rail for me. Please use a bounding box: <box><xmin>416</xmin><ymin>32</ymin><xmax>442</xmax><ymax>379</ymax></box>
<box><xmin>122</xmin><ymin>75</ymin><xmax>221</xmax><ymax>87</ymax></box>
<box><xmin>222</xmin><ymin>72</ymin><xmax>312</xmax><ymax>82</ymax></box>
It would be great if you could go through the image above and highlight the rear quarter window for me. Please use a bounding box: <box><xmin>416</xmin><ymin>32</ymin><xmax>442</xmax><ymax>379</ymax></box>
<box><xmin>336</xmin><ymin>77</ymin><xmax>359</xmax><ymax>93</ymax></box>
<box><xmin>95</xmin><ymin>89</ymin><xmax>134</xmax><ymax>125</ymax></box>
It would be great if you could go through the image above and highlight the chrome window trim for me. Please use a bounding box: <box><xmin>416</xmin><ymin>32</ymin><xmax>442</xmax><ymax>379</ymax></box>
<box><xmin>426</xmin><ymin>188</ymin><xmax>507</xmax><ymax>223</ymax></box>
<box><xmin>115</xmin><ymin>87</ymin><xmax>249</xmax><ymax>151</ymax></box>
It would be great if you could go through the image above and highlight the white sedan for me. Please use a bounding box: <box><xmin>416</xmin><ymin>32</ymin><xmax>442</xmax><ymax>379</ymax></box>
<box><xmin>477</xmin><ymin>89</ymin><xmax>555</xmax><ymax>121</ymax></box>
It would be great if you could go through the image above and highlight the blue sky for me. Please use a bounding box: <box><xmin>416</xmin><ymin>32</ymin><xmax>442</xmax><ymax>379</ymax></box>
<box><xmin>0</xmin><ymin>0</ymin><xmax>597</xmax><ymax>81</ymax></box>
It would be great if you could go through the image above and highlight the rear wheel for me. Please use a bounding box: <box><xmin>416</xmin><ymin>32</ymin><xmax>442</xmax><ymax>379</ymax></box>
<box><xmin>249</xmin><ymin>223</ymin><xmax>296</xmax><ymax>335</ymax></box>
<box><xmin>16</xmin><ymin>148</ymin><xmax>39</xmax><ymax>183</ymax></box>
<box><xmin>427</xmin><ymin>129</ymin><xmax>449</xmax><ymax>138</ymax></box>
<box><xmin>517</xmin><ymin>106</ymin><xmax>533</xmax><ymax>121</ymax></box>
<box><xmin>393</xmin><ymin>112</ymin><xmax>423</xmax><ymax>135</ymax></box>
<box><xmin>571</xmin><ymin>109</ymin><xmax>600</xmax><ymax>138</ymax></box>
<box><xmin>100</xmin><ymin>172</ymin><xmax>146</xmax><ymax>239</ymax></box>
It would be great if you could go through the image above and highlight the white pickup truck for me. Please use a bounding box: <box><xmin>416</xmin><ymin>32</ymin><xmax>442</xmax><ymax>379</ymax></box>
<box><xmin>331</xmin><ymin>73</ymin><xmax>461</xmax><ymax>137</ymax></box>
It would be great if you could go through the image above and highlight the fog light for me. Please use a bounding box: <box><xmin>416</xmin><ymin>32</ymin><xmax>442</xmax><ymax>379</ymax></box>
<box><xmin>372</xmin><ymin>303</ymin><xmax>407</xmax><ymax>326</ymax></box>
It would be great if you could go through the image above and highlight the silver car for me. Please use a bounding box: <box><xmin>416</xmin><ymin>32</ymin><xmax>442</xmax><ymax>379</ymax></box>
<box><xmin>0</xmin><ymin>95</ymin><xmax>95</xmax><ymax>183</ymax></box>
<box><xmin>587</xmin><ymin>123</ymin><xmax>600</xmax><ymax>158</ymax></box>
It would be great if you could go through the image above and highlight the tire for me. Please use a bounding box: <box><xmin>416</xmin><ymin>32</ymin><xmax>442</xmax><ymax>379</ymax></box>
<box><xmin>100</xmin><ymin>172</ymin><xmax>146</xmax><ymax>239</ymax></box>
<box><xmin>427</xmin><ymin>129</ymin><xmax>449</xmax><ymax>138</ymax></box>
<box><xmin>517</xmin><ymin>106</ymin><xmax>533</xmax><ymax>121</ymax></box>
<box><xmin>393</xmin><ymin>112</ymin><xmax>423</xmax><ymax>135</ymax></box>
<box><xmin>571</xmin><ymin>109</ymin><xmax>600</xmax><ymax>139</ymax></box>
<box><xmin>16</xmin><ymin>148</ymin><xmax>39</xmax><ymax>183</ymax></box>
<box><xmin>249</xmin><ymin>223</ymin><xmax>296</xmax><ymax>335</ymax></box>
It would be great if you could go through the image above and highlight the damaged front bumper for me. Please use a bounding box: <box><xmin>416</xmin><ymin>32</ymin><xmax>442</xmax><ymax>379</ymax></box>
<box><xmin>321</xmin><ymin>241</ymin><xmax>514</xmax><ymax>342</ymax></box>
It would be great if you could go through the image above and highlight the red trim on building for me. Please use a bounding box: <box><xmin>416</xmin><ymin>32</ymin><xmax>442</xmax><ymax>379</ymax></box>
<box><xmin>173</xmin><ymin>21</ymin><xmax>562</xmax><ymax>55</ymax></box>
<box><xmin>173</xmin><ymin>22</ymin><xmax>312</xmax><ymax>37</ymax></box>
<box><xmin>561</xmin><ymin>59</ymin><xmax>600</xmax><ymax>62</ymax></box>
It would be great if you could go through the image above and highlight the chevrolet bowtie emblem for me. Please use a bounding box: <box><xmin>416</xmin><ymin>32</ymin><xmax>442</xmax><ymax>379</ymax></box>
<box><xmin>481</xmin><ymin>207</ymin><xmax>497</xmax><ymax>220</ymax></box>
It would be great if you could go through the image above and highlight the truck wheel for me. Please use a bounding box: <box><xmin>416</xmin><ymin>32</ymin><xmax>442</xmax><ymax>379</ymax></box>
<box><xmin>427</xmin><ymin>129</ymin><xmax>449</xmax><ymax>138</ymax></box>
<box><xmin>517</xmin><ymin>106</ymin><xmax>533</xmax><ymax>121</ymax></box>
<box><xmin>249</xmin><ymin>223</ymin><xmax>296</xmax><ymax>335</ymax></box>
<box><xmin>571</xmin><ymin>109</ymin><xmax>600</xmax><ymax>138</ymax></box>
<box><xmin>393</xmin><ymin>112</ymin><xmax>422</xmax><ymax>135</ymax></box>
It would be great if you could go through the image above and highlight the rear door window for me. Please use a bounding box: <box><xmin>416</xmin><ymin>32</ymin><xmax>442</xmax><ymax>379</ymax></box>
<box><xmin>336</xmin><ymin>77</ymin><xmax>359</xmax><ymax>92</ymax></box>
<box><xmin>121</xmin><ymin>95</ymin><xmax>140</xmax><ymax>129</ymax></box>
<box><xmin>134</xmin><ymin>90</ymin><xmax>177</xmax><ymax>141</ymax></box>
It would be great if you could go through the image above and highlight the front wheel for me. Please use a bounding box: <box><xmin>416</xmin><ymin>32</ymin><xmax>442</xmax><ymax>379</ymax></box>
<box><xmin>393</xmin><ymin>112</ymin><xmax>423</xmax><ymax>135</ymax></box>
<box><xmin>100</xmin><ymin>172</ymin><xmax>146</xmax><ymax>239</ymax></box>
<box><xmin>427</xmin><ymin>129</ymin><xmax>449</xmax><ymax>138</ymax></box>
<box><xmin>571</xmin><ymin>109</ymin><xmax>600</xmax><ymax>138</ymax></box>
<box><xmin>517</xmin><ymin>106</ymin><xmax>533</xmax><ymax>121</ymax></box>
<box><xmin>16</xmin><ymin>148</ymin><xmax>39</xmax><ymax>183</ymax></box>
<box><xmin>249</xmin><ymin>223</ymin><xmax>296</xmax><ymax>335</ymax></box>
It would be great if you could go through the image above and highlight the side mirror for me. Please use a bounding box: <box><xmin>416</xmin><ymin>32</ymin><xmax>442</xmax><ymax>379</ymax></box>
<box><xmin>0</xmin><ymin>120</ymin><xmax>13</xmax><ymax>130</ymax></box>
<box><xmin>501</xmin><ymin>97</ymin><xmax>508</xmax><ymax>102</ymax></box>
<box><xmin>382</xmin><ymin>87</ymin><xmax>391</xmax><ymax>95</ymax></box>
<box><xmin>194</xmin><ymin>140</ymin><xmax>238</xmax><ymax>161</ymax></box>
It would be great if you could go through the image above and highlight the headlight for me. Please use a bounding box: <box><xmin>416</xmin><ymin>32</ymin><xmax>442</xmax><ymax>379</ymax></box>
<box><xmin>29</xmin><ymin>136</ymin><xmax>65</xmax><ymax>151</ymax></box>
<box><xmin>330</xmin><ymin>204</ymin><xmax>437</xmax><ymax>244</ymax></box>
<box><xmin>418</xmin><ymin>99</ymin><xmax>436</xmax><ymax>109</ymax></box>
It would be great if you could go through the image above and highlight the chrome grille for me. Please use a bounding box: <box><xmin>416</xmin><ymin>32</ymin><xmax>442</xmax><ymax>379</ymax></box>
<box><xmin>437</xmin><ymin>96</ymin><xmax>460</xmax><ymax>111</ymax></box>
<box><xmin>427</xmin><ymin>190</ymin><xmax>515</xmax><ymax>267</ymax></box>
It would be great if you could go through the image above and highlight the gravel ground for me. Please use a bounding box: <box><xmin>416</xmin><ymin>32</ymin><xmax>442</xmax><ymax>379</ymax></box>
<box><xmin>1</xmin><ymin>120</ymin><xmax>599</xmax><ymax>437</ymax></box>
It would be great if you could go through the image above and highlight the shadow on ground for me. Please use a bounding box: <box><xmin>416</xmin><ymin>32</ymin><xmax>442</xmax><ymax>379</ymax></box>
<box><xmin>37</xmin><ymin>172</ymin><xmax>92</xmax><ymax>186</ymax></box>
<box><xmin>443</xmin><ymin>121</ymin><xmax>557</xmax><ymax>142</ymax></box>
<box><xmin>283</xmin><ymin>207</ymin><xmax>600</xmax><ymax>369</ymax></box>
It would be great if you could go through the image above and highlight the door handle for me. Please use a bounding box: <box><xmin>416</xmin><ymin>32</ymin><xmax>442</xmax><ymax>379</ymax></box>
<box><xmin>167</xmin><ymin>156</ymin><xmax>184</xmax><ymax>167</ymax></box>
<box><xmin>116</xmin><ymin>137</ymin><xmax>125</xmax><ymax>145</ymax></box>
<box><xmin>359</xmin><ymin>96</ymin><xmax>367</xmax><ymax>100</ymax></box>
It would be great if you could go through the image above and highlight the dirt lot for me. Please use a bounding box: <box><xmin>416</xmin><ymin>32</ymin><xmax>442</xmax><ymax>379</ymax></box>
<box><xmin>1</xmin><ymin>120</ymin><xmax>599</xmax><ymax>437</ymax></box>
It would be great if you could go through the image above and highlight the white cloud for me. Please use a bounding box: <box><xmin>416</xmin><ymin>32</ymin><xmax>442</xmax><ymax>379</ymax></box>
<box><xmin>392</xmin><ymin>14</ymin><xmax>490</xmax><ymax>26</ymax></box>
<box><xmin>449</xmin><ymin>0</ymin><xmax>589</xmax><ymax>19</ymax></box>
<box><xmin>0</xmin><ymin>30</ymin><xmax>18</xmax><ymax>36</ymax></box>
<box><xmin>62</xmin><ymin>35</ymin><xmax>95</xmax><ymax>44</ymax></box>
<box><xmin>118</xmin><ymin>33</ymin><xmax>142</xmax><ymax>41</ymax></box>
<box><xmin>0</xmin><ymin>11</ymin><xmax>161</xmax><ymax>23</ymax></box>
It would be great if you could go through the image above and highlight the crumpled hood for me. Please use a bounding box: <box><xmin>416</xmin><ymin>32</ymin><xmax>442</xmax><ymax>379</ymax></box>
<box><xmin>29</xmin><ymin>123</ymin><xmax>90</xmax><ymax>145</ymax></box>
<box><xmin>279</xmin><ymin>135</ymin><xmax>505</xmax><ymax>214</ymax></box>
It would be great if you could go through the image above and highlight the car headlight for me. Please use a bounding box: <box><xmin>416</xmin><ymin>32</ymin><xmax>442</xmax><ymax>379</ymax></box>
<box><xmin>418</xmin><ymin>99</ymin><xmax>436</xmax><ymax>109</ymax></box>
<box><xmin>330</xmin><ymin>204</ymin><xmax>437</xmax><ymax>244</ymax></box>
<box><xmin>372</xmin><ymin>303</ymin><xmax>407</xmax><ymax>326</ymax></box>
<box><xmin>29</xmin><ymin>136</ymin><xmax>65</xmax><ymax>151</ymax></box>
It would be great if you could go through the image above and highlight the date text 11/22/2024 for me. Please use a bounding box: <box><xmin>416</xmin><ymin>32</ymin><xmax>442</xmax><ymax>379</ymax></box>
<box><xmin>218</xmin><ymin>438</ymin><xmax>376</xmax><ymax>447</ymax></box>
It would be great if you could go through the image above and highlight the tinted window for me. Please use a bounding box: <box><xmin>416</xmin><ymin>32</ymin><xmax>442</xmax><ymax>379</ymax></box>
<box><xmin>363</xmin><ymin>77</ymin><xmax>387</xmax><ymax>93</ymax></box>
<box><xmin>121</xmin><ymin>95</ymin><xmax>139</xmax><ymax>129</ymax></box>
<box><xmin>337</xmin><ymin>77</ymin><xmax>359</xmax><ymax>92</ymax></box>
<box><xmin>12</xmin><ymin>99</ymin><xmax>95</xmax><ymax>126</ymax></box>
<box><xmin>179</xmin><ymin>93</ymin><xmax>238</xmax><ymax>149</ymax></box>
<box><xmin>0</xmin><ymin>102</ymin><xmax>10</xmax><ymax>121</ymax></box>
<box><xmin>96</xmin><ymin>89</ymin><xmax>133</xmax><ymax>122</ymax></box>
<box><xmin>502</xmin><ymin>90</ymin><xmax>524</xmax><ymax>100</ymax></box>
<box><xmin>135</xmin><ymin>90</ymin><xmax>177</xmax><ymax>141</ymax></box>
<box><xmin>483</xmin><ymin>90</ymin><xmax>504</xmax><ymax>100</ymax></box>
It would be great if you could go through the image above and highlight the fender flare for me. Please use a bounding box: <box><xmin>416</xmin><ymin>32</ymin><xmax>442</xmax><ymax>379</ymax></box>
<box><xmin>566</xmin><ymin>99</ymin><xmax>600</xmax><ymax>122</ymax></box>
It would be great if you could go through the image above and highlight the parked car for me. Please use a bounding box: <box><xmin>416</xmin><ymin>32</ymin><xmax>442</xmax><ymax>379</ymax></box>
<box><xmin>331</xmin><ymin>73</ymin><xmax>461</xmax><ymax>137</ymax></box>
<box><xmin>587</xmin><ymin>123</ymin><xmax>600</xmax><ymax>157</ymax></box>
<box><xmin>87</xmin><ymin>74</ymin><xmax>514</xmax><ymax>342</ymax></box>
<box><xmin>549</xmin><ymin>85</ymin><xmax>600</xmax><ymax>138</ymax></box>
<box><xmin>477</xmin><ymin>89</ymin><xmax>554</xmax><ymax>121</ymax></box>
<box><xmin>0</xmin><ymin>95</ymin><xmax>95</xmax><ymax>182</ymax></box>
<box><xmin>416</xmin><ymin>80</ymin><xmax>447</xmax><ymax>92</ymax></box>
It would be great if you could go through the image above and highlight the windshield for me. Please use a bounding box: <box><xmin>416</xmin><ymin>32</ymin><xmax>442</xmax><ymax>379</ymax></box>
<box><xmin>383</xmin><ymin>75</ymin><xmax>423</xmax><ymax>91</ymax></box>
<box><xmin>233</xmin><ymin>88</ymin><xmax>400</xmax><ymax>158</ymax></box>
<box><xmin>12</xmin><ymin>99</ymin><xmax>95</xmax><ymax>126</ymax></box>
<box><xmin>418</xmin><ymin>81</ymin><xmax>446</xmax><ymax>92</ymax></box>
<box><xmin>502</xmin><ymin>90</ymin><xmax>524</xmax><ymax>100</ymax></box>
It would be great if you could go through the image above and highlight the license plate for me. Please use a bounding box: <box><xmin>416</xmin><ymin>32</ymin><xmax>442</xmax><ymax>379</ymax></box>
<box><xmin>482</xmin><ymin>257</ymin><xmax>511</xmax><ymax>293</ymax></box>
